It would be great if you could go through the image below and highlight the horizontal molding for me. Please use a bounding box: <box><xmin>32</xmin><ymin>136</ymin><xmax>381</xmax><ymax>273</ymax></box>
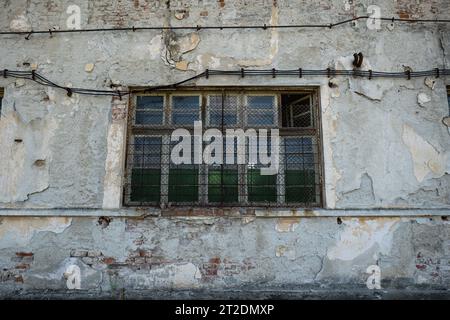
<box><xmin>0</xmin><ymin>207</ymin><xmax>449</xmax><ymax>218</ymax></box>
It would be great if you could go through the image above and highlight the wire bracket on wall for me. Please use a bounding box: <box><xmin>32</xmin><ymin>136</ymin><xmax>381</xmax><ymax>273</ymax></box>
<box><xmin>0</xmin><ymin>67</ymin><xmax>449</xmax><ymax>98</ymax></box>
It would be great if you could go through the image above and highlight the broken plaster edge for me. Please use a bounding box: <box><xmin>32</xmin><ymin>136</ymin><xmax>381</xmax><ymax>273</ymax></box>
<box><xmin>0</xmin><ymin>208</ymin><xmax>449</xmax><ymax>218</ymax></box>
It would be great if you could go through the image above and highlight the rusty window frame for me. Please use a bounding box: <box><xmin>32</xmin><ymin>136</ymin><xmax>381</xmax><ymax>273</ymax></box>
<box><xmin>124</xmin><ymin>87</ymin><xmax>324</xmax><ymax>208</ymax></box>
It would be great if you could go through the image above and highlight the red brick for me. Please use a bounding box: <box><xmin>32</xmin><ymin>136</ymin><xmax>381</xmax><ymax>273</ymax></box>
<box><xmin>15</xmin><ymin>252</ymin><xmax>33</xmax><ymax>257</ymax></box>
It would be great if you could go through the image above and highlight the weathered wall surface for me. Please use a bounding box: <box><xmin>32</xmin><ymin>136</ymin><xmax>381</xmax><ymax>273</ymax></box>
<box><xmin>0</xmin><ymin>0</ymin><xmax>449</xmax><ymax>298</ymax></box>
<box><xmin>0</xmin><ymin>216</ymin><xmax>450</xmax><ymax>298</ymax></box>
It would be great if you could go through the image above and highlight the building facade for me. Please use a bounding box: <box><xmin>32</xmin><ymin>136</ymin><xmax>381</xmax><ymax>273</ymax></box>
<box><xmin>0</xmin><ymin>0</ymin><xmax>449</xmax><ymax>298</ymax></box>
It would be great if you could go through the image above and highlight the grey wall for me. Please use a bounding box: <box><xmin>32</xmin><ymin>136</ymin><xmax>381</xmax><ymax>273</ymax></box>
<box><xmin>0</xmin><ymin>0</ymin><xmax>449</xmax><ymax>298</ymax></box>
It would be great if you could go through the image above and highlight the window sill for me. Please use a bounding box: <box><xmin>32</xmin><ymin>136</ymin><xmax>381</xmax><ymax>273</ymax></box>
<box><xmin>0</xmin><ymin>207</ymin><xmax>449</xmax><ymax>218</ymax></box>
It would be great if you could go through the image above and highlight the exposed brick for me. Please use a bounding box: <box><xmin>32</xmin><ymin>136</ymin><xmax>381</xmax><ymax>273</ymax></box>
<box><xmin>15</xmin><ymin>252</ymin><xmax>33</xmax><ymax>257</ymax></box>
<box><xmin>102</xmin><ymin>257</ymin><xmax>116</xmax><ymax>265</ymax></box>
<box><xmin>209</xmin><ymin>257</ymin><xmax>221</xmax><ymax>265</ymax></box>
<box><xmin>14</xmin><ymin>275</ymin><xmax>24</xmax><ymax>283</ymax></box>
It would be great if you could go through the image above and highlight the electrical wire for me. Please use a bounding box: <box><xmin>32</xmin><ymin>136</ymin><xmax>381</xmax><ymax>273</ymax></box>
<box><xmin>1</xmin><ymin>68</ymin><xmax>449</xmax><ymax>98</ymax></box>
<box><xmin>0</xmin><ymin>16</ymin><xmax>449</xmax><ymax>38</ymax></box>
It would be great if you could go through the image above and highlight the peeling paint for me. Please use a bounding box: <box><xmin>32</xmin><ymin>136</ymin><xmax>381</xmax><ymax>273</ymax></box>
<box><xmin>126</xmin><ymin>263</ymin><xmax>202</xmax><ymax>289</ymax></box>
<box><xmin>0</xmin><ymin>111</ymin><xmax>57</xmax><ymax>203</ymax></box>
<box><xmin>103</xmin><ymin>122</ymin><xmax>126</xmax><ymax>209</ymax></box>
<box><xmin>275</xmin><ymin>218</ymin><xmax>300</xmax><ymax>233</ymax></box>
<box><xmin>402</xmin><ymin>124</ymin><xmax>447</xmax><ymax>183</ymax></box>
<box><xmin>0</xmin><ymin>217</ymin><xmax>72</xmax><ymax>248</ymax></box>
<box><xmin>327</xmin><ymin>218</ymin><xmax>400</xmax><ymax>261</ymax></box>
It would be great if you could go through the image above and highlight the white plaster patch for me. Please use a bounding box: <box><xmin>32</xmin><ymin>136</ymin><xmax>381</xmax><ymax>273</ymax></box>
<box><xmin>275</xmin><ymin>218</ymin><xmax>300</xmax><ymax>233</ymax></box>
<box><xmin>402</xmin><ymin>124</ymin><xmax>446</xmax><ymax>182</ymax></box>
<box><xmin>0</xmin><ymin>112</ymin><xmax>57</xmax><ymax>203</ymax></box>
<box><xmin>320</xmin><ymin>84</ymin><xmax>341</xmax><ymax>209</ymax></box>
<box><xmin>0</xmin><ymin>217</ymin><xmax>72</xmax><ymax>248</ymax></box>
<box><xmin>10</xmin><ymin>14</ymin><xmax>31</xmax><ymax>32</ymax></box>
<box><xmin>327</xmin><ymin>218</ymin><xmax>399</xmax><ymax>261</ymax></box>
<box><xmin>417</xmin><ymin>92</ymin><xmax>431</xmax><ymax>107</ymax></box>
<box><xmin>126</xmin><ymin>263</ymin><xmax>202</xmax><ymax>289</ymax></box>
<box><xmin>276</xmin><ymin>245</ymin><xmax>296</xmax><ymax>260</ymax></box>
<box><xmin>102</xmin><ymin>123</ymin><xmax>126</xmax><ymax>209</ymax></box>
<box><xmin>177</xmin><ymin>33</ymin><xmax>200</xmax><ymax>54</ymax></box>
<box><xmin>242</xmin><ymin>216</ymin><xmax>256</xmax><ymax>225</ymax></box>
<box><xmin>149</xmin><ymin>35</ymin><xmax>163</xmax><ymax>60</ymax></box>
<box><xmin>335</xmin><ymin>54</ymin><xmax>384</xmax><ymax>101</ymax></box>
<box><xmin>424</xmin><ymin>77</ymin><xmax>436</xmax><ymax>90</ymax></box>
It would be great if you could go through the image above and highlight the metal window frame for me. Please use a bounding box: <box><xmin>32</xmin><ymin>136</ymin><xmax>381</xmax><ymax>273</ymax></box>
<box><xmin>124</xmin><ymin>86</ymin><xmax>324</xmax><ymax>209</ymax></box>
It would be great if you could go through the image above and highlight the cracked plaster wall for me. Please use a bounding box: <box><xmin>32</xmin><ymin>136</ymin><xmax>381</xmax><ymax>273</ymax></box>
<box><xmin>0</xmin><ymin>0</ymin><xmax>449</xmax><ymax>297</ymax></box>
<box><xmin>0</xmin><ymin>216</ymin><xmax>449</xmax><ymax>297</ymax></box>
<box><xmin>0</xmin><ymin>0</ymin><xmax>448</xmax><ymax>209</ymax></box>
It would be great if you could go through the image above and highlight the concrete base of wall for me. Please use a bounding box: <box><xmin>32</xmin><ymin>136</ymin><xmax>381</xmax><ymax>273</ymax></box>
<box><xmin>0</xmin><ymin>214</ymin><xmax>449</xmax><ymax>299</ymax></box>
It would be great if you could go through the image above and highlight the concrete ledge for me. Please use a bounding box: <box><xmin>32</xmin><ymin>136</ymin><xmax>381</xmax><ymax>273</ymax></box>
<box><xmin>0</xmin><ymin>208</ymin><xmax>449</xmax><ymax>218</ymax></box>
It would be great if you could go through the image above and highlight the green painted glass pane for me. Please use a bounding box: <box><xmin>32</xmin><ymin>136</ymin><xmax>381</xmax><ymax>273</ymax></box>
<box><xmin>169</xmin><ymin>168</ymin><xmax>199</xmax><ymax>202</ymax></box>
<box><xmin>248</xmin><ymin>169</ymin><xmax>277</xmax><ymax>202</ymax></box>
<box><xmin>130</xmin><ymin>168</ymin><xmax>161</xmax><ymax>202</ymax></box>
<box><xmin>285</xmin><ymin>170</ymin><xmax>316</xmax><ymax>203</ymax></box>
<box><xmin>208</xmin><ymin>169</ymin><xmax>239</xmax><ymax>203</ymax></box>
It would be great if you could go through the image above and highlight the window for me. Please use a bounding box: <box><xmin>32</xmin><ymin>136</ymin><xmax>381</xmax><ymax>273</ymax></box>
<box><xmin>171</xmin><ymin>95</ymin><xmax>201</xmax><ymax>125</ymax></box>
<box><xmin>246</xmin><ymin>95</ymin><xmax>277</xmax><ymax>126</ymax></box>
<box><xmin>135</xmin><ymin>96</ymin><xmax>164</xmax><ymax>125</ymax></box>
<box><xmin>0</xmin><ymin>88</ymin><xmax>3</xmax><ymax>118</ymax></box>
<box><xmin>124</xmin><ymin>89</ymin><xmax>322</xmax><ymax>208</ymax></box>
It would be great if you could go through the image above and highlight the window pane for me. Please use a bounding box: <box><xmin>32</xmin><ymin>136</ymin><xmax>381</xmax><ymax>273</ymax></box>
<box><xmin>130</xmin><ymin>168</ymin><xmax>161</xmax><ymax>203</ymax></box>
<box><xmin>208</xmin><ymin>95</ymin><xmax>238</xmax><ymax>126</ymax></box>
<box><xmin>285</xmin><ymin>170</ymin><xmax>316</xmax><ymax>203</ymax></box>
<box><xmin>168</xmin><ymin>168</ymin><xmax>199</xmax><ymax>202</ymax></box>
<box><xmin>133</xmin><ymin>137</ymin><xmax>161</xmax><ymax>168</ymax></box>
<box><xmin>130</xmin><ymin>136</ymin><xmax>162</xmax><ymax>203</ymax></box>
<box><xmin>208</xmin><ymin>168</ymin><xmax>239</xmax><ymax>203</ymax></box>
<box><xmin>137</xmin><ymin>96</ymin><xmax>164</xmax><ymax>109</ymax></box>
<box><xmin>247</xmin><ymin>169</ymin><xmax>277</xmax><ymax>203</ymax></box>
<box><xmin>172</xmin><ymin>96</ymin><xmax>200</xmax><ymax>125</ymax></box>
<box><xmin>285</xmin><ymin>137</ymin><xmax>316</xmax><ymax>203</ymax></box>
<box><xmin>248</xmin><ymin>96</ymin><xmax>275</xmax><ymax>110</ymax></box>
<box><xmin>173</xmin><ymin>96</ymin><xmax>200</xmax><ymax>110</ymax></box>
<box><xmin>247</xmin><ymin>111</ymin><xmax>274</xmax><ymax>125</ymax></box>
<box><xmin>247</xmin><ymin>96</ymin><xmax>276</xmax><ymax>125</ymax></box>
<box><xmin>169</xmin><ymin>138</ymin><xmax>198</xmax><ymax>203</ymax></box>
<box><xmin>281</xmin><ymin>94</ymin><xmax>314</xmax><ymax>128</ymax></box>
<box><xmin>210</xmin><ymin>113</ymin><xmax>237</xmax><ymax>126</ymax></box>
<box><xmin>135</xmin><ymin>111</ymin><xmax>163</xmax><ymax>125</ymax></box>
<box><xmin>172</xmin><ymin>113</ymin><xmax>199</xmax><ymax>125</ymax></box>
<box><xmin>135</xmin><ymin>96</ymin><xmax>164</xmax><ymax>124</ymax></box>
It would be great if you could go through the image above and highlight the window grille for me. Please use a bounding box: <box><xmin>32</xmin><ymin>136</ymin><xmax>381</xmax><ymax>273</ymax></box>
<box><xmin>124</xmin><ymin>88</ymin><xmax>323</xmax><ymax>208</ymax></box>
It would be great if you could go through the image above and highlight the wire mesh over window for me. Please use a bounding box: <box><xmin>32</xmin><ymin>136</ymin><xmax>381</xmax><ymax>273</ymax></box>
<box><xmin>125</xmin><ymin>89</ymin><xmax>323</xmax><ymax>208</ymax></box>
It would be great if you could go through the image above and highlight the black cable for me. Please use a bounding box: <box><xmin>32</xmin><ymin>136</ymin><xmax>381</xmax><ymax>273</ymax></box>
<box><xmin>1</xmin><ymin>68</ymin><xmax>449</xmax><ymax>98</ymax></box>
<box><xmin>0</xmin><ymin>16</ymin><xmax>449</xmax><ymax>37</ymax></box>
